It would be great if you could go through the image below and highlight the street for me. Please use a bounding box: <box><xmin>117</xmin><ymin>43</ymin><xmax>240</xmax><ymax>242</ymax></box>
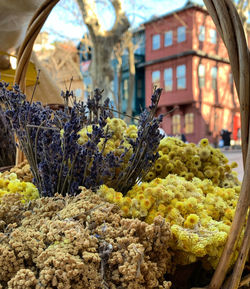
<box><xmin>222</xmin><ymin>150</ymin><xmax>244</xmax><ymax>182</ymax></box>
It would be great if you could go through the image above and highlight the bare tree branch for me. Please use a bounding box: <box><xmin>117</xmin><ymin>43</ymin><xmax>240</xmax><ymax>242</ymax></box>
<box><xmin>75</xmin><ymin>0</ymin><xmax>130</xmax><ymax>101</ymax></box>
<box><xmin>109</xmin><ymin>0</ymin><xmax>130</xmax><ymax>38</ymax></box>
<box><xmin>76</xmin><ymin>0</ymin><xmax>102</xmax><ymax>38</ymax></box>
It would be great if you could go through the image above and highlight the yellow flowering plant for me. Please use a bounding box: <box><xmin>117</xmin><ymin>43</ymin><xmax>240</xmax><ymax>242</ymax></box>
<box><xmin>145</xmin><ymin>137</ymin><xmax>240</xmax><ymax>188</ymax></box>
<box><xmin>99</xmin><ymin>174</ymin><xmax>242</xmax><ymax>269</ymax></box>
<box><xmin>0</xmin><ymin>172</ymin><xmax>39</xmax><ymax>203</ymax></box>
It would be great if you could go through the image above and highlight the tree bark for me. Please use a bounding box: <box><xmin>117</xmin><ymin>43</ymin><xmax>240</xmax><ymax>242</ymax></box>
<box><xmin>126</xmin><ymin>33</ymin><xmax>135</xmax><ymax>123</ymax></box>
<box><xmin>117</xmin><ymin>56</ymin><xmax>122</xmax><ymax>113</ymax></box>
<box><xmin>76</xmin><ymin>0</ymin><xmax>130</xmax><ymax>100</ymax></box>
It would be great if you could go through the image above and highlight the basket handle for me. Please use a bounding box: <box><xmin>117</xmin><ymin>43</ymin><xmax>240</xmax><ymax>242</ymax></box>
<box><xmin>14</xmin><ymin>0</ymin><xmax>59</xmax><ymax>92</ymax></box>
<box><xmin>203</xmin><ymin>1</ymin><xmax>250</xmax><ymax>289</ymax></box>
<box><xmin>14</xmin><ymin>0</ymin><xmax>59</xmax><ymax>164</ymax></box>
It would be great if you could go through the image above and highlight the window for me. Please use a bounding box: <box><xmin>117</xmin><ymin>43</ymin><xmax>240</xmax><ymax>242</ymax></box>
<box><xmin>152</xmin><ymin>34</ymin><xmax>160</xmax><ymax>50</ymax></box>
<box><xmin>177</xmin><ymin>26</ymin><xmax>186</xmax><ymax>42</ymax></box>
<box><xmin>152</xmin><ymin>70</ymin><xmax>160</xmax><ymax>88</ymax></box>
<box><xmin>164</xmin><ymin>31</ymin><xmax>173</xmax><ymax>47</ymax></box>
<box><xmin>211</xmin><ymin>67</ymin><xmax>218</xmax><ymax>90</ymax></box>
<box><xmin>172</xmin><ymin>114</ymin><xmax>181</xmax><ymax>135</ymax></box>
<box><xmin>137</xmin><ymin>79</ymin><xmax>143</xmax><ymax>99</ymax></box>
<box><xmin>123</xmin><ymin>79</ymin><xmax>128</xmax><ymax>100</ymax></box>
<box><xmin>185</xmin><ymin>113</ymin><xmax>194</xmax><ymax>134</ymax></box>
<box><xmin>198</xmin><ymin>64</ymin><xmax>206</xmax><ymax>88</ymax></box>
<box><xmin>210</xmin><ymin>29</ymin><xmax>217</xmax><ymax>44</ymax></box>
<box><xmin>199</xmin><ymin>26</ymin><xmax>205</xmax><ymax>41</ymax></box>
<box><xmin>164</xmin><ymin>68</ymin><xmax>173</xmax><ymax>91</ymax></box>
<box><xmin>176</xmin><ymin>64</ymin><xmax>186</xmax><ymax>89</ymax></box>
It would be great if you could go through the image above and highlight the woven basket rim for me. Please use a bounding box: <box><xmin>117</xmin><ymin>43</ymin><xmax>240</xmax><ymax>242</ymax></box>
<box><xmin>10</xmin><ymin>1</ymin><xmax>250</xmax><ymax>288</ymax></box>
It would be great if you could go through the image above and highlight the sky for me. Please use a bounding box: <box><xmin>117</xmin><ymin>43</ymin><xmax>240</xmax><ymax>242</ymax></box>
<box><xmin>42</xmin><ymin>0</ymin><xmax>204</xmax><ymax>43</ymax></box>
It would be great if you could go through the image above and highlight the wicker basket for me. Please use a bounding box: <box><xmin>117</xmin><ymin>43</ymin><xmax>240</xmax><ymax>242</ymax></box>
<box><xmin>12</xmin><ymin>0</ymin><xmax>250</xmax><ymax>288</ymax></box>
<box><xmin>0</xmin><ymin>165</ymin><xmax>14</xmax><ymax>173</ymax></box>
<box><xmin>199</xmin><ymin>1</ymin><xmax>250</xmax><ymax>289</ymax></box>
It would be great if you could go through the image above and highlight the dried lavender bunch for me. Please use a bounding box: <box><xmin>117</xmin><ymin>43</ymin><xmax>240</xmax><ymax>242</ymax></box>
<box><xmin>0</xmin><ymin>82</ymin><xmax>163</xmax><ymax>197</ymax></box>
<box><xmin>0</xmin><ymin>107</ymin><xmax>15</xmax><ymax>167</ymax></box>
<box><xmin>0</xmin><ymin>83</ymin><xmax>55</xmax><ymax>194</ymax></box>
<box><xmin>0</xmin><ymin>83</ymin><xmax>113</xmax><ymax>196</ymax></box>
<box><xmin>110</xmin><ymin>88</ymin><xmax>164</xmax><ymax>193</ymax></box>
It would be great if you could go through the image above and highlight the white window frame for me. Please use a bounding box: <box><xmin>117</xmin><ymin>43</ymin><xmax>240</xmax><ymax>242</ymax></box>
<box><xmin>172</xmin><ymin>114</ymin><xmax>181</xmax><ymax>135</ymax></box>
<box><xmin>198</xmin><ymin>64</ymin><xmax>206</xmax><ymax>88</ymax></box>
<box><xmin>176</xmin><ymin>64</ymin><xmax>186</xmax><ymax>89</ymax></box>
<box><xmin>164</xmin><ymin>68</ymin><xmax>173</xmax><ymax>91</ymax></box>
<box><xmin>185</xmin><ymin>113</ymin><xmax>194</xmax><ymax>134</ymax></box>
<box><xmin>152</xmin><ymin>34</ymin><xmax>160</xmax><ymax>50</ymax></box>
<box><xmin>152</xmin><ymin>70</ymin><xmax>160</xmax><ymax>88</ymax></box>
<box><xmin>209</xmin><ymin>29</ymin><xmax>217</xmax><ymax>44</ymax></box>
<box><xmin>177</xmin><ymin>26</ymin><xmax>186</xmax><ymax>43</ymax></box>
<box><xmin>211</xmin><ymin>66</ymin><xmax>218</xmax><ymax>90</ymax></box>
<box><xmin>199</xmin><ymin>25</ymin><xmax>205</xmax><ymax>42</ymax></box>
<box><xmin>164</xmin><ymin>31</ymin><xmax>173</xmax><ymax>47</ymax></box>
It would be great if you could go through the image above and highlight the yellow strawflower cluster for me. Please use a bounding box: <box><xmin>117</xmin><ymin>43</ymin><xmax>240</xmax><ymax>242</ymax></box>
<box><xmin>78</xmin><ymin>118</ymin><xmax>137</xmax><ymax>161</ymax></box>
<box><xmin>99</xmin><ymin>174</ymin><xmax>241</xmax><ymax>269</ymax></box>
<box><xmin>0</xmin><ymin>172</ymin><xmax>39</xmax><ymax>203</ymax></box>
<box><xmin>59</xmin><ymin>118</ymin><xmax>138</xmax><ymax>183</ymax></box>
<box><xmin>145</xmin><ymin>137</ymin><xmax>240</xmax><ymax>188</ymax></box>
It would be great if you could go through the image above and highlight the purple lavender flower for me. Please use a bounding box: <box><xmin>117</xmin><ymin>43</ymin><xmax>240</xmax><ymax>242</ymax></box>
<box><xmin>0</xmin><ymin>82</ymin><xmax>163</xmax><ymax>197</ymax></box>
<box><xmin>0</xmin><ymin>107</ymin><xmax>15</xmax><ymax>166</ymax></box>
<box><xmin>111</xmin><ymin>88</ymin><xmax>164</xmax><ymax>193</ymax></box>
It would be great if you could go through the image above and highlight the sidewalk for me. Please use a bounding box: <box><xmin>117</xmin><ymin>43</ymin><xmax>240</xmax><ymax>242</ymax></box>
<box><xmin>220</xmin><ymin>147</ymin><xmax>242</xmax><ymax>153</ymax></box>
<box><xmin>222</xmin><ymin>150</ymin><xmax>244</xmax><ymax>181</ymax></box>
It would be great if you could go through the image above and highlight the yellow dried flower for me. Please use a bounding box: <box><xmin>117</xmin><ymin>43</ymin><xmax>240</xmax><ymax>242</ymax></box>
<box><xmin>230</xmin><ymin>161</ymin><xmax>238</xmax><ymax>169</ymax></box>
<box><xmin>199</xmin><ymin>138</ymin><xmax>209</xmax><ymax>147</ymax></box>
<box><xmin>184</xmin><ymin>214</ymin><xmax>199</xmax><ymax>229</ymax></box>
<box><xmin>141</xmin><ymin>198</ymin><xmax>153</xmax><ymax>210</ymax></box>
<box><xmin>154</xmin><ymin>162</ymin><xmax>163</xmax><ymax>172</ymax></box>
<box><xmin>199</xmin><ymin>148</ymin><xmax>210</xmax><ymax>160</ymax></box>
<box><xmin>145</xmin><ymin>171</ymin><xmax>156</xmax><ymax>181</ymax></box>
<box><xmin>121</xmin><ymin>205</ymin><xmax>130</xmax><ymax>216</ymax></box>
<box><xmin>204</xmin><ymin>169</ymin><xmax>213</xmax><ymax>178</ymax></box>
<box><xmin>0</xmin><ymin>173</ymin><xmax>39</xmax><ymax>203</ymax></box>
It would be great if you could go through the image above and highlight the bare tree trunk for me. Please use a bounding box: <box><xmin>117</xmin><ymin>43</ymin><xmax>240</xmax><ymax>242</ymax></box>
<box><xmin>76</xmin><ymin>0</ymin><xmax>130</xmax><ymax>100</ymax></box>
<box><xmin>117</xmin><ymin>58</ymin><xmax>122</xmax><ymax>113</ymax></box>
<box><xmin>90</xmin><ymin>37</ymin><xmax>114</xmax><ymax>97</ymax></box>
<box><xmin>126</xmin><ymin>35</ymin><xmax>135</xmax><ymax>123</ymax></box>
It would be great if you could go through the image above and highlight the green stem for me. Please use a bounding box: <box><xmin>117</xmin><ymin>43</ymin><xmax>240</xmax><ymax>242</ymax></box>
<box><xmin>34</xmin><ymin>121</ymin><xmax>46</xmax><ymax>193</ymax></box>
<box><xmin>57</xmin><ymin>136</ymin><xmax>66</xmax><ymax>194</ymax></box>
<box><xmin>66</xmin><ymin>155</ymin><xmax>77</xmax><ymax>195</ymax></box>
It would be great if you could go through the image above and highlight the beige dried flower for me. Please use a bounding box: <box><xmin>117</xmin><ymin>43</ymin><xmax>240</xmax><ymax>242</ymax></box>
<box><xmin>0</xmin><ymin>188</ymin><xmax>172</xmax><ymax>288</ymax></box>
<box><xmin>8</xmin><ymin>269</ymin><xmax>37</xmax><ymax>289</ymax></box>
<box><xmin>2</xmin><ymin>160</ymin><xmax>33</xmax><ymax>182</ymax></box>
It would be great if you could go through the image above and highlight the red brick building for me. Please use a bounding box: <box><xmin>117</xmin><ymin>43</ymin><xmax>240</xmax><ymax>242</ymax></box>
<box><xmin>143</xmin><ymin>1</ymin><xmax>241</xmax><ymax>144</ymax></box>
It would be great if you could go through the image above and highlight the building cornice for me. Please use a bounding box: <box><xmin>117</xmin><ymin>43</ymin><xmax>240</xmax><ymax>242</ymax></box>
<box><xmin>137</xmin><ymin>50</ymin><xmax>230</xmax><ymax>68</ymax></box>
<box><xmin>144</xmin><ymin>3</ymin><xmax>207</xmax><ymax>26</ymax></box>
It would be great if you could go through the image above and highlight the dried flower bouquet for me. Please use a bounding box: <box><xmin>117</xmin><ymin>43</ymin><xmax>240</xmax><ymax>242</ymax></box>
<box><xmin>0</xmin><ymin>82</ymin><xmax>163</xmax><ymax>197</ymax></box>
